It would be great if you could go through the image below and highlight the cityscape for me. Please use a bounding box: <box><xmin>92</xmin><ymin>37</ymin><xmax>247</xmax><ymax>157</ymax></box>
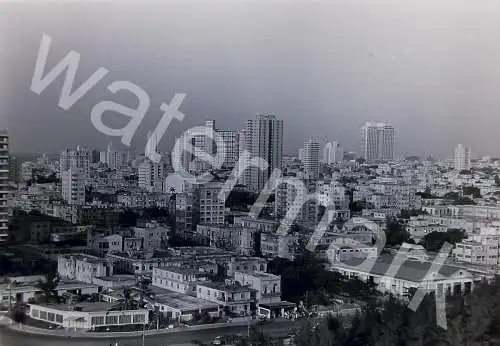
<box><xmin>2</xmin><ymin>1</ymin><xmax>500</xmax><ymax>346</ymax></box>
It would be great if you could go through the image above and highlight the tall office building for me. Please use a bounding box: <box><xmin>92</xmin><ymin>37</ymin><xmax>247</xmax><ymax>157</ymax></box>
<box><xmin>303</xmin><ymin>140</ymin><xmax>320</xmax><ymax>180</ymax></box>
<box><xmin>243</xmin><ymin>114</ymin><xmax>284</xmax><ymax>192</ymax></box>
<box><xmin>0</xmin><ymin>130</ymin><xmax>9</xmax><ymax>241</ymax></box>
<box><xmin>360</xmin><ymin>122</ymin><xmax>395</xmax><ymax>163</ymax></box>
<box><xmin>8</xmin><ymin>154</ymin><xmax>18</xmax><ymax>183</ymax></box>
<box><xmin>454</xmin><ymin>144</ymin><xmax>471</xmax><ymax>171</ymax></box>
<box><xmin>322</xmin><ymin>141</ymin><xmax>342</xmax><ymax>164</ymax></box>
<box><xmin>298</xmin><ymin>148</ymin><xmax>305</xmax><ymax>162</ymax></box>
<box><xmin>216</xmin><ymin>130</ymin><xmax>238</xmax><ymax>169</ymax></box>
<box><xmin>61</xmin><ymin>168</ymin><xmax>86</xmax><ymax>205</ymax></box>
<box><xmin>60</xmin><ymin>146</ymin><xmax>90</xmax><ymax>178</ymax></box>
<box><xmin>138</xmin><ymin>158</ymin><xmax>165</xmax><ymax>192</ymax></box>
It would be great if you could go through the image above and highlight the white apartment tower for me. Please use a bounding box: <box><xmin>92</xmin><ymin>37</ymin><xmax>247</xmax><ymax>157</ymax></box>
<box><xmin>243</xmin><ymin>114</ymin><xmax>283</xmax><ymax>192</ymax></box>
<box><xmin>303</xmin><ymin>140</ymin><xmax>320</xmax><ymax>180</ymax></box>
<box><xmin>0</xmin><ymin>130</ymin><xmax>9</xmax><ymax>241</ymax></box>
<box><xmin>360</xmin><ymin>123</ymin><xmax>395</xmax><ymax>163</ymax></box>
<box><xmin>61</xmin><ymin>168</ymin><xmax>86</xmax><ymax>205</ymax></box>
<box><xmin>322</xmin><ymin>141</ymin><xmax>342</xmax><ymax>164</ymax></box>
<box><xmin>454</xmin><ymin>144</ymin><xmax>471</xmax><ymax>171</ymax></box>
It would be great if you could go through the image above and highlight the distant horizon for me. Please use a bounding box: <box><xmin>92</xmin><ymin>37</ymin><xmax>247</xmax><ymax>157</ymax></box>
<box><xmin>2</xmin><ymin>1</ymin><xmax>500</xmax><ymax>157</ymax></box>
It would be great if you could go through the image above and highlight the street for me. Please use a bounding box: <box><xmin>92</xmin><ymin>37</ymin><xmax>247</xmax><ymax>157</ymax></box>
<box><xmin>0</xmin><ymin>319</ymin><xmax>302</xmax><ymax>346</ymax></box>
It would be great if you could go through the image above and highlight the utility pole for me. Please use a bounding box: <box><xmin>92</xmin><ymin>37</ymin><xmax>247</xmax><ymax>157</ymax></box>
<box><xmin>247</xmin><ymin>313</ymin><xmax>250</xmax><ymax>338</ymax></box>
<box><xmin>8</xmin><ymin>282</ymin><xmax>11</xmax><ymax>311</ymax></box>
<box><xmin>142</xmin><ymin>319</ymin><xmax>146</xmax><ymax>346</ymax></box>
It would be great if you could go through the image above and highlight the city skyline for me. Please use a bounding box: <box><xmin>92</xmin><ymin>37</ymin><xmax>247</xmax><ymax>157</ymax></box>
<box><xmin>2</xmin><ymin>0</ymin><xmax>500</xmax><ymax>157</ymax></box>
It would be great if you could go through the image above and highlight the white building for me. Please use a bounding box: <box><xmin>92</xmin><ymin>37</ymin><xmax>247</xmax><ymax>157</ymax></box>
<box><xmin>152</xmin><ymin>266</ymin><xmax>209</xmax><ymax>295</ymax></box>
<box><xmin>452</xmin><ymin>227</ymin><xmax>500</xmax><ymax>265</ymax></box>
<box><xmin>60</xmin><ymin>146</ymin><xmax>90</xmax><ymax>179</ymax></box>
<box><xmin>196</xmin><ymin>281</ymin><xmax>257</xmax><ymax>316</ymax></box>
<box><xmin>333</xmin><ymin>255</ymin><xmax>480</xmax><ymax>299</ymax></box>
<box><xmin>303</xmin><ymin>140</ymin><xmax>320</xmax><ymax>180</ymax></box>
<box><xmin>61</xmin><ymin>168</ymin><xmax>86</xmax><ymax>205</ymax></box>
<box><xmin>322</xmin><ymin>141</ymin><xmax>342</xmax><ymax>164</ymax></box>
<box><xmin>0</xmin><ymin>130</ymin><xmax>8</xmax><ymax>241</ymax></box>
<box><xmin>29</xmin><ymin>302</ymin><xmax>148</xmax><ymax>330</ymax></box>
<box><xmin>326</xmin><ymin>239</ymin><xmax>378</xmax><ymax>263</ymax></box>
<box><xmin>243</xmin><ymin>114</ymin><xmax>283</xmax><ymax>192</ymax></box>
<box><xmin>298</xmin><ymin>148</ymin><xmax>305</xmax><ymax>162</ymax></box>
<box><xmin>57</xmin><ymin>254</ymin><xmax>114</xmax><ymax>284</ymax></box>
<box><xmin>454</xmin><ymin>144</ymin><xmax>471</xmax><ymax>171</ymax></box>
<box><xmin>234</xmin><ymin>271</ymin><xmax>281</xmax><ymax>304</ymax></box>
<box><xmin>360</xmin><ymin>122</ymin><xmax>395</xmax><ymax>163</ymax></box>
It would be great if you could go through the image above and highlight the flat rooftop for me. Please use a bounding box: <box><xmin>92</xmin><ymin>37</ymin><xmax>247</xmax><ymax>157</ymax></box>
<box><xmin>95</xmin><ymin>275</ymin><xmax>136</xmax><ymax>283</ymax></box>
<box><xmin>235</xmin><ymin>270</ymin><xmax>280</xmax><ymax>279</ymax></box>
<box><xmin>197</xmin><ymin>281</ymin><xmax>255</xmax><ymax>293</ymax></box>
<box><xmin>150</xmin><ymin>287</ymin><xmax>218</xmax><ymax>310</ymax></box>
<box><xmin>333</xmin><ymin>254</ymin><xmax>477</xmax><ymax>283</ymax></box>
<box><xmin>155</xmin><ymin>266</ymin><xmax>206</xmax><ymax>276</ymax></box>
<box><xmin>34</xmin><ymin>301</ymin><xmax>117</xmax><ymax>312</ymax></box>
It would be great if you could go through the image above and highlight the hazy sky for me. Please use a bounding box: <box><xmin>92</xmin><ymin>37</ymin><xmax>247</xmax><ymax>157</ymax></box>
<box><xmin>1</xmin><ymin>0</ymin><xmax>500</xmax><ymax>158</ymax></box>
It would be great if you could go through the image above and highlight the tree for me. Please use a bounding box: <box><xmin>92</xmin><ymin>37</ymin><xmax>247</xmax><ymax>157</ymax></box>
<box><xmin>9</xmin><ymin>306</ymin><xmax>27</xmax><ymax>323</ymax></box>
<box><xmin>385</xmin><ymin>217</ymin><xmax>413</xmax><ymax>247</ymax></box>
<box><xmin>112</xmin><ymin>287</ymin><xmax>138</xmax><ymax>311</ymax></box>
<box><xmin>453</xmin><ymin>196</ymin><xmax>476</xmax><ymax>205</ymax></box>
<box><xmin>419</xmin><ymin>230</ymin><xmax>466</xmax><ymax>252</ymax></box>
<box><xmin>495</xmin><ymin>175</ymin><xmax>500</xmax><ymax>187</ymax></box>
<box><xmin>35</xmin><ymin>272</ymin><xmax>61</xmax><ymax>303</ymax></box>
<box><xmin>399</xmin><ymin>208</ymin><xmax>427</xmax><ymax>219</ymax></box>
<box><xmin>462</xmin><ymin>186</ymin><xmax>482</xmax><ymax>198</ymax></box>
<box><xmin>136</xmin><ymin>277</ymin><xmax>154</xmax><ymax>308</ymax></box>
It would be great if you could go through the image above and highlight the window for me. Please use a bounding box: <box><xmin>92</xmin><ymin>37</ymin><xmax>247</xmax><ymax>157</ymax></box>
<box><xmin>106</xmin><ymin>315</ymin><xmax>118</xmax><ymax>325</ymax></box>
<box><xmin>91</xmin><ymin>316</ymin><xmax>105</xmax><ymax>325</ymax></box>
<box><xmin>39</xmin><ymin>310</ymin><xmax>47</xmax><ymax>320</ymax></box>
<box><xmin>31</xmin><ymin>309</ymin><xmax>39</xmax><ymax>318</ymax></box>
<box><xmin>47</xmin><ymin>312</ymin><xmax>55</xmax><ymax>322</ymax></box>
<box><xmin>56</xmin><ymin>314</ymin><xmax>63</xmax><ymax>323</ymax></box>
<box><xmin>133</xmin><ymin>314</ymin><xmax>145</xmax><ymax>323</ymax></box>
<box><xmin>119</xmin><ymin>315</ymin><xmax>131</xmax><ymax>324</ymax></box>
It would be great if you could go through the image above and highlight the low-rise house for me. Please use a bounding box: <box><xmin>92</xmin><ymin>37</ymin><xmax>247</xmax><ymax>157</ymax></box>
<box><xmin>234</xmin><ymin>271</ymin><xmax>281</xmax><ymax>304</ymax></box>
<box><xmin>58</xmin><ymin>254</ymin><xmax>114</xmax><ymax>284</ymax></box>
<box><xmin>152</xmin><ymin>266</ymin><xmax>210</xmax><ymax>295</ymax></box>
<box><xmin>260</xmin><ymin>233</ymin><xmax>299</xmax><ymax>261</ymax></box>
<box><xmin>196</xmin><ymin>281</ymin><xmax>257</xmax><ymax>316</ymax></box>
<box><xmin>226</xmin><ymin>257</ymin><xmax>268</xmax><ymax>277</ymax></box>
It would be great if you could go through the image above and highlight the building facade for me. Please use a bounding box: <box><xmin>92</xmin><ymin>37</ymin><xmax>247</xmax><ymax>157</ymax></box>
<box><xmin>454</xmin><ymin>144</ymin><xmax>471</xmax><ymax>171</ymax></box>
<box><xmin>243</xmin><ymin>114</ymin><xmax>283</xmax><ymax>192</ymax></box>
<box><xmin>360</xmin><ymin>122</ymin><xmax>395</xmax><ymax>163</ymax></box>
<box><xmin>0</xmin><ymin>130</ymin><xmax>8</xmax><ymax>241</ymax></box>
<box><xmin>303</xmin><ymin>140</ymin><xmax>320</xmax><ymax>180</ymax></box>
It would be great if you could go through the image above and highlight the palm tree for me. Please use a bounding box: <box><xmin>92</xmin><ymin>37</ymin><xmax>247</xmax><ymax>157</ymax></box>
<box><xmin>136</xmin><ymin>277</ymin><xmax>155</xmax><ymax>308</ymax></box>
<box><xmin>112</xmin><ymin>287</ymin><xmax>138</xmax><ymax>311</ymax></box>
<box><xmin>35</xmin><ymin>272</ymin><xmax>61</xmax><ymax>303</ymax></box>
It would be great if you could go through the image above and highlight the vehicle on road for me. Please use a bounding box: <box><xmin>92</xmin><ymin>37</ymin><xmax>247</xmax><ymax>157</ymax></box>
<box><xmin>212</xmin><ymin>335</ymin><xmax>223</xmax><ymax>345</ymax></box>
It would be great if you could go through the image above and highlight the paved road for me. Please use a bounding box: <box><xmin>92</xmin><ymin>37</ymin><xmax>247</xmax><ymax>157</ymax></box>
<box><xmin>0</xmin><ymin>320</ymin><xmax>301</xmax><ymax>346</ymax></box>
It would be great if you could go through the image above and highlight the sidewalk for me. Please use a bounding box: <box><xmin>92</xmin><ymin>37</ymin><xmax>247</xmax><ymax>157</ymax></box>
<box><xmin>0</xmin><ymin>314</ymin><xmax>259</xmax><ymax>339</ymax></box>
